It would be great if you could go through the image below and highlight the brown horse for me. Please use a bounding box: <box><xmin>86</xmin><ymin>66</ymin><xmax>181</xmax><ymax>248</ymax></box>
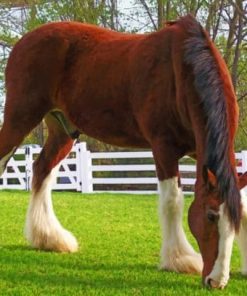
<box><xmin>1</xmin><ymin>14</ymin><xmax>247</xmax><ymax>289</ymax></box>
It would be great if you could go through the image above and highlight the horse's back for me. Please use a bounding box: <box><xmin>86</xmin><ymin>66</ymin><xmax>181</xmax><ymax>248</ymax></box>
<box><xmin>5</xmin><ymin>22</ymin><xmax>142</xmax><ymax>106</ymax></box>
<box><xmin>5</xmin><ymin>22</ymin><xmax>151</xmax><ymax>147</ymax></box>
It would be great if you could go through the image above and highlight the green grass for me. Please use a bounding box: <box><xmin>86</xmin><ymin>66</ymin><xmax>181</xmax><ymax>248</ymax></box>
<box><xmin>0</xmin><ymin>191</ymin><xmax>245</xmax><ymax>295</ymax></box>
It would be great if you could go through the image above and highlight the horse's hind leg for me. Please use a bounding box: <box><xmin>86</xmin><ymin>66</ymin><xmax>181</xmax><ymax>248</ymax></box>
<box><xmin>0</xmin><ymin>106</ymin><xmax>46</xmax><ymax>176</ymax></box>
<box><xmin>25</xmin><ymin>113</ymin><xmax>78</xmax><ymax>252</ymax></box>
<box><xmin>0</xmin><ymin>129</ymin><xmax>17</xmax><ymax>175</ymax></box>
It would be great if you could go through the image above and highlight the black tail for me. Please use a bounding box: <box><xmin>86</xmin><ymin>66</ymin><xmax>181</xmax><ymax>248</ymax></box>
<box><xmin>182</xmin><ymin>15</ymin><xmax>241</xmax><ymax>230</ymax></box>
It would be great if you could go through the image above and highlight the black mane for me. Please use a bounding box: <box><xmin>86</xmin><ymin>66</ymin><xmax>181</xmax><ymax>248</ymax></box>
<box><xmin>182</xmin><ymin>15</ymin><xmax>241</xmax><ymax>230</ymax></box>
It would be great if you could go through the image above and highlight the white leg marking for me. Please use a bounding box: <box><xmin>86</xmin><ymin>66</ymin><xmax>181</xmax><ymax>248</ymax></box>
<box><xmin>159</xmin><ymin>177</ymin><xmax>202</xmax><ymax>274</ymax></box>
<box><xmin>205</xmin><ymin>203</ymin><xmax>235</xmax><ymax>289</ymax></box>
<box><xmin>236</xmin><ymin>189</ymin><xmax>247</xmax><ymax>275</ymax></box>
<box><xmin>25</xmin><ymin>167</ymin><xmax>78</xmax><ymax>252</ymax></box>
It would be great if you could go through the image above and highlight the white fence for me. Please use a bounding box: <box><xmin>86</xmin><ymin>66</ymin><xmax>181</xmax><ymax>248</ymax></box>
<box><xmin>0</xmin><ymin>142</ymin><xmax>246</xmax><ymax>194</ymax></box>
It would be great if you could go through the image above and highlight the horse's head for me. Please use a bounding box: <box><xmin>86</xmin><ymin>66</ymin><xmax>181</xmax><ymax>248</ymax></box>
<box><xmin>188</xmin><ymin>171</ymin><xmax>247</xmax><ymax>288</ymax></box>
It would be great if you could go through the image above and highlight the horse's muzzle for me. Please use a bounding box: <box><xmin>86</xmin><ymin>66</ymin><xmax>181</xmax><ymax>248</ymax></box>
<box><xmin>204</xmin><ymin>276</ymin><xmax>228</xmax><ymax>289</ymax></box>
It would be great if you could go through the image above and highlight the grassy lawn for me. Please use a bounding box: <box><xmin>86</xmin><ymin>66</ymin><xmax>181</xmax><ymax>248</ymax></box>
<box><xmin>0</xmin><ymin>191</ymin><xmax>245</xmax><ymax>295</ymax></box>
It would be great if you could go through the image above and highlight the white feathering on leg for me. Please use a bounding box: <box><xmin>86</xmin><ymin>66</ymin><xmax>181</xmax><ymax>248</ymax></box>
<box><xmin>159</xmin><ymin>177</ymin><xmax>202</xmax><ymax>274</ymax></box>
<box><xmin>25</xmin><ymin>167</ymin><xmax>78</xmax><ymax>252</ymax></box>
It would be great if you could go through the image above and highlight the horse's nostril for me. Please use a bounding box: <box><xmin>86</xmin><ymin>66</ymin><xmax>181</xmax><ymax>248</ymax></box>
<box><xmin>206</xmin><ymin>278</ymin><xmax>224</xmax><ymax>289</ymax></box>
<box><xmin>205</xmin><ymin>277</ymin><xmax>214</xmax><ymax>288</ymax></box>
<box><xmin>206</xmin><ymin>277</ymin><xmax>212</xmax><ymax>288</ymax></box>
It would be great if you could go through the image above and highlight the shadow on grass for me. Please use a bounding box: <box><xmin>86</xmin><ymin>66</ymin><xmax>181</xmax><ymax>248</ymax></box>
<box><xmin>0</xmin><ymin>245</ymin><xmax>201</xmax><ymax>292</ymax></box>
<box><xmin>1</xmin><ymin>245</ymin><xmax>33</xmax><ymax>251</ymax></box>
<box><xmin>1</xmin><ymin>244</ymin><xmax>246</xmax><ymax>294</ymax></box>
<box><xmin>230</xmin><ymin>271</ymin><xmax>247</xmax><ymax>281</ymax></box>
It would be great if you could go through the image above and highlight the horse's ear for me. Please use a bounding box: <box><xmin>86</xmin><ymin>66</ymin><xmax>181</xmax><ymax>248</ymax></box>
<box><xmin>203</xmin><ymin>166</ymin><xmax>217</xmax><ymax>190</ymax></box>
<box><xmin>238</xmin><ymin>172</ymin><xmax>247</xmax><ymax>189</ymax></box>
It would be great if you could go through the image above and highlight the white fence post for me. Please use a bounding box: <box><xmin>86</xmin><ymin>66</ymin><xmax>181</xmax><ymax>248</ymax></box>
<box><xmin>25</xmin><ymin>147</ymin><xmax>33</xmax><ymax>190</ymax></box>
<box><xmin>241</xmin><ymin>151</ymin><xmax>247</xmax><ymax>173</ymax></box>
<box><xmin>77</xmin><ymin>142</ymin><xmax>93</xmax><ymax>193</ymax></box>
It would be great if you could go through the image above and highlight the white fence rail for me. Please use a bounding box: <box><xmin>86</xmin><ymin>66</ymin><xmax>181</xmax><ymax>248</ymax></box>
<box><xmin>0</xmin><ymin>143</ymin><xmax>246</xmax><ymax>194</ymax></box>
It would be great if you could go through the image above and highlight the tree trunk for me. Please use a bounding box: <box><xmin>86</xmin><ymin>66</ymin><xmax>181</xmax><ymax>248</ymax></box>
<box><xmin>224</xmin><ymin>5</ymin><xmax>238</xmax><ymax>65</ymax></box>
<box><xmin>157</xmin><ymin>0</ymin><xmax>164</xmax><ymax>29</ymax></box>
<box><xmin>139</xmin><ymin>0</ymin><xmax>158</xmax><ymax>30</ymax></box>
<box><xmin>165</xmin><ymin>0</ymin><xmax>171</xmax><ymax>21</ymax></box>
<box><xmin>231</xmin><ymin>0</ymin><xmax>244</xmax><ymax>90</ymax></box>
<box><xmin>109</xmin><ymin>0</ymin><xmax>118</xmax><ymax>30</ymax></box>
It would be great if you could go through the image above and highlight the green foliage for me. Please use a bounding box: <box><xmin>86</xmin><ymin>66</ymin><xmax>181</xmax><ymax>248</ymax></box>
<box><xmin>236</xmin><ymin>98</ymin><xmax>247</xmax><ymax>150</ymax></box>
<box><xmin>23</xmin><ymin>132</ymin><xmax>40</xmax><ymax>145</ymax></box>
<box><xmin>24</xmin><ymin>0</ymin><xmax>107</xmax><ymax>31</ymax></box>
<box><xmin>0</xmin><ymin>33</ymin><xmax>19</xmax><ymax>48</ymax></box>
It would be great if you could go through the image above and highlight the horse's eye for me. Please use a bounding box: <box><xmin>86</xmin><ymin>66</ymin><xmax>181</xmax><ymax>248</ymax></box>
<box><xmin>206</xmin><ymin>209</ymin><xmax>219</xmax><ymax>223</ymax></box>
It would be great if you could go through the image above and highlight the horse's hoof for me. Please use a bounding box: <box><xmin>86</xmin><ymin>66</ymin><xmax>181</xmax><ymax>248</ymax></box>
<box><xmin>160</xmin><ymin>253</ymin><xmax>203</xmax><ymax>275</ymax></box>
<box><xmin>43</xmin><ymin>229</ymin><xmax>79</xmax><ymax>253</ymax></box>
<box><xmin>205</xmin><ymin>277</ymin><xmax>227</xmax><ymax>289</ymax></box>
<box><xmin>26</xmin><ymin>227</ymin><xmax>79</xmax><ymax>253</ymax></box>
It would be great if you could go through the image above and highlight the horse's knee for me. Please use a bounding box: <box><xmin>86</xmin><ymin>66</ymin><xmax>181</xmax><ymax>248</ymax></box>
<box><xmin>160</xmin><ymin>251</ymin><xmax>203</xmax><ymax>275</ymax></box>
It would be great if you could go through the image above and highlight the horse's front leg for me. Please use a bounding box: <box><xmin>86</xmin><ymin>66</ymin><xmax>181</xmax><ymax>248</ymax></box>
<box><xmin>158</xmin><ymin>176</ymin><xmax>203</xmax><ymax>274</ymax></box>
<box><xmin>152</xmin><ymin>144</ymin><xmax>202</xmax><ymax>274</ymax></box>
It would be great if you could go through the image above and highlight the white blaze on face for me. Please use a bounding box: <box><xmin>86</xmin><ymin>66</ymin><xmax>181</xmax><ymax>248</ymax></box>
<box><xmin>205</xmin><ymin>203</ymin><xmax>235</xmax><ymax>289</ymax></box>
